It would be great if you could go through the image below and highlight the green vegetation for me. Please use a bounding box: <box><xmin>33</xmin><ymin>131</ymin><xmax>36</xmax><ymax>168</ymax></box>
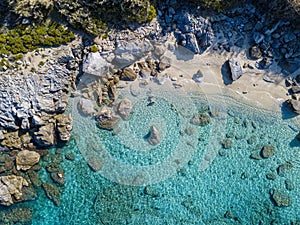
<box><xmin>90</xmin><ymin>45</ymin><xmax>98</xmax><ymax>53</ymax></box>
<box><xmin>13</xmin><ymin>53</ymin><xmax>23</xmax><ymax>61</ymax></box>
<box><xmin>38</xmin><ymin>61</ymin><xmax>45</xmax><ymax>67</ymax></box>
<box><xmin>193</xmin><ymin>0</ymin><xmax>241</xmax><ymax>12</ymax></box>
<box><xmin>0</xmin><ymin>22</ymin><xmax>75</xmax><ymax>55</ymax></box>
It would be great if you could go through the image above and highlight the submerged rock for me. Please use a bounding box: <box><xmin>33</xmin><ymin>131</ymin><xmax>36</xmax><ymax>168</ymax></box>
<box><xmin>42</xmin><ymin>183</ymin><xmax>60</xmax><ymax>206</ymax></box>
<box><xmin>261</xmin><ymin>145</ymin><xmax>275</xmax><ymax>158</ymax></box>
<box><xmin>117</xmin><ymin>98</ymin><xmax>132</xmax><ymax>120</ymax></box>
<box><xmin>190</xmin><ymin>113</ymin><xmax>210</xmax><ymax>126</ymax></box>
<box><xmin>0</xmin><ymin>207</ymin><xmax>32</xmax><ymax>224</ymax></box>
<box><xmin>270</xmin><ymin>189</ymin><xmax>292</xmax><ymax>207</ymax></box>
<box><xmin>221</xmin><ymin>139</ymin><xmax>233</xmax><ymax>149</ymax></box>
<box><xmin>147</xmin><ymin>125</ymin><xmax>161</xmax><ymax>145</ymax></box>
<box><xmin>78</xmin><ymin>98</ymin><xmax>96</xmax><ymax>116</ymax></box>
<box><xmin>16</xmin><ymin>150</ymin><xmax>40</xmax><ymax>171</ymax></box>
<box><xmin>228</xmin><ymin>58</ymin><xmax>242</xmax><ymax>81</ymax></box>
<box><xmin>95</xmin><ymin>107</ymin><xmax>120</xmax><ymax>130</ymax></box>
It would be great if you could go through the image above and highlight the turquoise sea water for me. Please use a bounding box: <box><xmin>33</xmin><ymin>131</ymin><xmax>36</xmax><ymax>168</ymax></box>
<box><xmin>3</xmin><ymin>80</ymin><xmax>300</xmax><ymax>225</ymax></box>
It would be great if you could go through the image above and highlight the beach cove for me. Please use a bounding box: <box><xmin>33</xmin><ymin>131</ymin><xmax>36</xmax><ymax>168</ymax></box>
<box><xmin>0</xmin><ymin>0</ymin><xmax>299</xmax><ymax>224</ymax></box>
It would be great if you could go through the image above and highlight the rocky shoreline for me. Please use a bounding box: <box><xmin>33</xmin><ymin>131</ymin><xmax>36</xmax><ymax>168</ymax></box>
<box><xmin>0</xmin><ymin>0</ymin><xmax>299</xmax><ymax>223</ymax></box>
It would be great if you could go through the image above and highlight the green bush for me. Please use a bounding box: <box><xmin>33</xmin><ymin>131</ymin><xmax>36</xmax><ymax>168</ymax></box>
<box><xmin>90</xmin><ymin>45</ymin><xmax>99</xmax><ymax>53</ymax></box>
<box><xmin>0</xmin><ymin>22</ymin><xmax>75</xmax><ymax>56</ymax></box>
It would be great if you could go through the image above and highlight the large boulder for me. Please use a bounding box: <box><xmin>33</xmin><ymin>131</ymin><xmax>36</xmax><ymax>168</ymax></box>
<box><xmin>16</xmin><ymin>150</ymin><xmax>40</xmax><ymax>171</ymax></box>
<box><xmin>56</xmin><ymin>114</ymin><xmax>72</xmax><ymax>142</ymax></box>
<box><xmin>95</xmin><ymin>107</ymin><xmax>120</xmax><ymax>130</ymax></box>
<box><xmin>113</xmin><ymin>39</ymin><xmax>153</xmax><ymax>67</ymax></box>
<box><xmin>117</xmin><ymin>98</ymin><xmax>132</xmax><ymax>120</ymax></box>
<box><xmin>82</xmin><ymin>52</ymin><xmax>108</xmax><ymax>77</ymax></box>
<box><xmin>33</xmin><ymin>123</ymin><xmax>55</xmax><ymax>147</ymax></box>
<box><xmin>228</xmin><ymin>58</ymin><xmax>243</xmax><ymax>81</ymax></box>
<box><xmin>0</xmin><ymin>175</ymin><xmax>29</xmax><ymax>206</ymax></box>
<box><xmin>147</xmin><ymin>125</ymin><xmax>161</xmax><ymax>145</ymax></box>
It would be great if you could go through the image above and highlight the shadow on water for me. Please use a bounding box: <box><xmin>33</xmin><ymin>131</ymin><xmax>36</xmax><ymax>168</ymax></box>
<box><xmin>289</xmin><ymin>137</ymin><xmax>300</xmax><ymax>148</ymax></box>
<box><xmin>281</xmin><ymin>101</ymin><xmax>299</xmax><ymax>120</ymax></box>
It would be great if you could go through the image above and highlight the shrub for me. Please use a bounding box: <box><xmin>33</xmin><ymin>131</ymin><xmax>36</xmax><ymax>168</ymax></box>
<box><xmin>0</xmin><ymin>21</ymin><xmax>75</xmax><ymax>55</ymax></box>
<box><xmin>90</xmin><ymin>45</ymin><xmax>98</xmax><ymax>53</ymax></box>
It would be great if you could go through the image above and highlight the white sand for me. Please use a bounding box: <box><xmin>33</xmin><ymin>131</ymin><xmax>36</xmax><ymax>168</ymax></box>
<box><xmin>161</xmin><ymin>43</ymin><xmax>289</xmax><ymax>113</ymax></box>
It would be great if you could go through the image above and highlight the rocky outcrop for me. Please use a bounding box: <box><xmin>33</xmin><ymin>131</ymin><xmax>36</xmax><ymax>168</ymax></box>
<box><xmin>0</xmin><ymin>175</ymin><xmax>29</xmax><ymax>206</ymax></box>
<box><xmin>0</xmin><ymin>63</ymin><xmax>75</xmax><ymax>150</ymax></box>
<box><xmin>228</xmin><ymin>58</ymin><xmax>242</xmax><ymax>81</ymax></box>
<box><xmin>147</xmin><ymin>125</ymin><xmax>161</xmax><ymax>145</ymax></box>
<box><xmin>16</xmin><ymin>150</ymin><xmax>40</xmax><ymax>171</ymax></box>
<box><xmin>117</xmin><ymin>98</ymin><xmax>133</xmax><ymax>120</ymax></box>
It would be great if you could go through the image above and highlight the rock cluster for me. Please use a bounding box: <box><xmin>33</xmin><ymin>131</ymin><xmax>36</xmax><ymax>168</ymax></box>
<box><xmin>0</xmin><ymin>175</ymin><xmax>30</xmax><ymax>206</ymax></box>
<box><xmin>286</xmin><ymin>75</ymin><xmax>300</xmax><ymax>114</ymax></box>
<box><xmin>0</xmin><ymin>63</ymin><xmax>74</xmax><ymax>150</ymax></box>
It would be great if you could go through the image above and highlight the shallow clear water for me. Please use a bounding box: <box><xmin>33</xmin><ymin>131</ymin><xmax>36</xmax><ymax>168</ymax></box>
<box><xmin>6</xmin><ymin>80</ymin><xmax>300</xmax><ymax>225</ymax></box>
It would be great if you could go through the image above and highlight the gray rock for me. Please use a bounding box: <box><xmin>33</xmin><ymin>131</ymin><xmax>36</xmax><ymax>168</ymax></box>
<box><xmin>113</xmin><ymin>39</ymin><xmax>153</xmax><ymax>67</ymax></box>
<box><xmin>253</xmin><ymin>32</ymin><xmax>264</xmax><ymax>44</ymax></box>
<box><xmin>184</xmin><ymin>33</ymin><xmax>200</xmax><ymax>54</ymax></box>
<box><xmin>147</xmin><ymin>125</ymin><xmax>161</xmax><ymax>145</ymax></box>
<box><xmin>117</xmin><ymin>98</ymin><xmax>132</xmax><ymax>120</ymax></box>
<box><xmin>192</xmin><ymin>70</ymin><xmax>203</xmax><ymax>83</ymax></box>
<box><xmin>82</xmin><ymin>52</ymin><xmax>108</xmax><ymax>77</ymax></box>
<box><xmin>283</xmin><ymin>32</ymin><xmax>297</xmax><ymax>43</ymax></box>
<box><xmin>228</xmin><ymin>58</ymin><xmax>242</xmax><ymax>81</ymax></box>
<box><xmin>270</xmin><ymin>189</ymin><xmax>292</xmax><ymax>207</ymax></box>
<box><xmin>0</xmin><ymin>175</ymin><xmax>29</xmax><ymax>206</ymax></box>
